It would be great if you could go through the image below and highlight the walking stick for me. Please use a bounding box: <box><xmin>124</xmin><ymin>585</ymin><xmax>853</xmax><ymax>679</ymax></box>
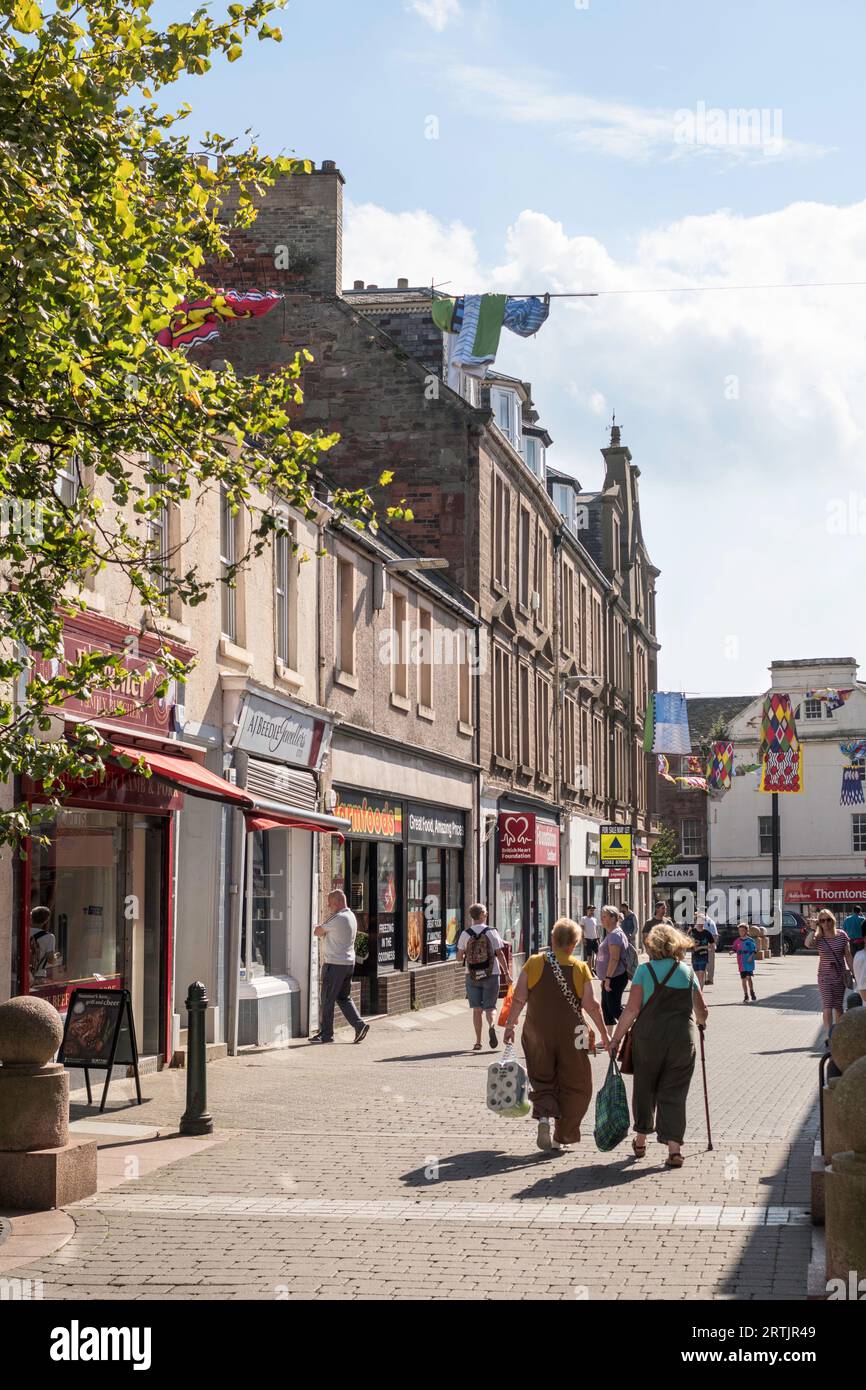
<box><xmin>698</xmin><ymin>1024</ymin><xmax>713</xmax><ymax>1151</ymax></box>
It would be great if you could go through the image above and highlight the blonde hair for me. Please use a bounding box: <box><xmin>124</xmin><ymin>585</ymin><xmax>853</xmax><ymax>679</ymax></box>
<box><xmin>646</xmin><ymin>923</ymin><xmax>693</xmax><ymax>961</ymax></box>
<box><xmin>600</xmin><ymin>904</ymin><xmax>621</xmax><ymax>923</ymax></box>
<box><xmin>551</xmin><ymin>917</ymin><xmax>581</xmax><ymax>951</ymax></box>
<box><xmin>814</xmin><ymin>909</ymin><xmax>837</xmax><ymax>939</ymax></box>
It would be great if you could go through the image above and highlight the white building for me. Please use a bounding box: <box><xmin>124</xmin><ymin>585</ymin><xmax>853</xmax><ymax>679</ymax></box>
<box><xmin>710</xmin><ymin>657</ymin><xmax>866</xmax><ymax>924</ymax></box>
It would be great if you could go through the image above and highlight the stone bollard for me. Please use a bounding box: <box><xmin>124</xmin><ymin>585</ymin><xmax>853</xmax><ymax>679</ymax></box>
<box><xmin>179</xmin><ymin>982</ymin><xmax>213</xmax><ymax>1137</ymax></box>
<box><xmin>824</xmin><ymin>1010</ymin><xmax>866</xmax><ymax>1291</ymax></box>
<box><xmin>0</xmin><ymin>996</ymin><xmax>97</xmax><ymax>1209</ymax></box>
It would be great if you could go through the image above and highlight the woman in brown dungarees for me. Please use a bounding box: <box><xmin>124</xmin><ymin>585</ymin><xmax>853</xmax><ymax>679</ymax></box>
<box><xmin>503</xmin><ymin>919</ymin><xmax>610</xmax><ymax>1153</ymax></box>
<box><xmin>608</xmin><ymin>924</ymin><xmax>708</xmax><ymax>1168</ymax></box>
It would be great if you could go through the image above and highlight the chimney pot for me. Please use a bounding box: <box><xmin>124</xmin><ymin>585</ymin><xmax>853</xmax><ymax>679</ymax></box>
<box><xmin>397</xmin><ymin>277</ymin><xmax>409</xmax><ymax>289</ymax></box>
<box><xmin>367</xmin><ymin>284</ymin><xmax>378</xmax><ymax>290</ymax></box>
<box><xmin>321</xmin><ymin>160</ymin><xmax>336</xmax><ymax>171</ymax></box>
<box><xmin>353</xmin><ymin>280</ymin><xmax>364</xmax><ymax>290</ymax></box>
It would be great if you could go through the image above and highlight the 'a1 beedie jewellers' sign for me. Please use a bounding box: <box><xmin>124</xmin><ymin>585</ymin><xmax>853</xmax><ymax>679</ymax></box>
<box><xmin>234</xmin><ymin>692</ymin><xmax>330</xmax><ymax>771</ymax></box>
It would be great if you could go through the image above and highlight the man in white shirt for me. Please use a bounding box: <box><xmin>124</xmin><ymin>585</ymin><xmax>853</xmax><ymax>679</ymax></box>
<box><xmin>29</xmin><ymin>905</ymin><xmax>57</xmax><ymax>987</ymax></box>
<box><xmin>457</xmin><ymin>903</ymin><xmax>511</xmax><ymax>1052</ymax></box>
<box><xmin>312</xmin><ymin>890</ymin><xmax>369</xmax><ymax>1044</ymax></box>
<box><xmin>579</xmin><ymin>911</ymin><xmax>599</xmax><ymax>969</ymax></box>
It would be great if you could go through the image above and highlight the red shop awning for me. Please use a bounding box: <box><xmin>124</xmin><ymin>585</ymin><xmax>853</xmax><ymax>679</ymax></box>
<box><xmin>110</xmin><ymin>744</ymin><xmax>254</xmax><ymax>807</ymax></box>
<box><xmin>245</xmin><ymin>807</ymin><xmax>349</xmax><ymax>838</ymax></box>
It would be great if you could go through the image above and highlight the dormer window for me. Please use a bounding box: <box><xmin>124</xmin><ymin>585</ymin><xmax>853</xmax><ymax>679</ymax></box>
<box><xmin>523</xmin><ymin>435</ymin><xmax>545</xmax><ymax>480</ymax></box>
<box><xmin>492</xmin><ymin>387</ymin><xmax>520</xmax><ymax>450</ymax></box>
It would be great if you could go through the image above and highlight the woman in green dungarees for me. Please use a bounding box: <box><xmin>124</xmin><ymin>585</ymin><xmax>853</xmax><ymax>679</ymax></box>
<box><xmin>608</xmin><ymin>923</ymin><xmax>709</xmax><ymax>1168</ymax></box>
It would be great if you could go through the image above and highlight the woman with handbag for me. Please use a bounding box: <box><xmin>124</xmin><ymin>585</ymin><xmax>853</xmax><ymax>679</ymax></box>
<box><xmin>607</xmin><ymin>923</ymin><xmax>708</xmax><ymax>1169</ymax></box>
<box><xmin>503</xmin><ymin>918</ymin><xmax>610</xmax><ymax>1153</ymax></box>
<box><xmin>806</xmin><ymin>909</ymin><xmax>854</xmax><ymax>1045</ymax></box>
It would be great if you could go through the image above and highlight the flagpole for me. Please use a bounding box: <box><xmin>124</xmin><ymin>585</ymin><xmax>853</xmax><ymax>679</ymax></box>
<box><xmin>771</xmin><ymin>792</ymin><xmax>782</xmax><ymax>957</ymax></box>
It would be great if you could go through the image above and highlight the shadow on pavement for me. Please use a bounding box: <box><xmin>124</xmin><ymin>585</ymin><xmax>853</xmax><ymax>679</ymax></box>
<box><xmin>377</xmin><ymin>1050</ymin><xmax>485</xmax><ymax>1063</ymax></box>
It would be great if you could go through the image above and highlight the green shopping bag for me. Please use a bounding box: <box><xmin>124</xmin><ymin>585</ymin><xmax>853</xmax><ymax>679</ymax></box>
<box><xmin>594</xmin><ymin>1056</ymin><xmax>630</xmax><ymax>1152</ymax></box>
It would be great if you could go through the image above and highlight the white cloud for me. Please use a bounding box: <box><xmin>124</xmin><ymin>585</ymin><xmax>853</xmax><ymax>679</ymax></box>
<box><xmin>407</xmin><ymin>0</ymin><xmax>461</xmax><ymax>31</ymax></box>
<box><xmin>343</xmin><ymin>195</ymin><xmax>866</xmax><ymax>691</ymax></box>
<box><xmin>448</xmin><ymin>64</ymin><xmax>831</xmax><ymax>164</ymax></box>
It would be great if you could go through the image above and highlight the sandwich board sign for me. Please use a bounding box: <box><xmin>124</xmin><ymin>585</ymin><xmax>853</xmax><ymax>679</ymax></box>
<box><xmin>57</xmin><ymin>987</ymin><xmax>143</xmax><ymax>1112</ymax></box>
<box><xmin>600</xmin><ymin>825</ymin><xmax>633</xmax><ymax>869</ymax></box>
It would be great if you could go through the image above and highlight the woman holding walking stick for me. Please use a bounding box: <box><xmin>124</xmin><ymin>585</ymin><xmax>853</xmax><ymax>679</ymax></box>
<box><xmin>608</xmin><ymin>924</ymin><xmax>708</xmax><ymax>1168</ymax></box>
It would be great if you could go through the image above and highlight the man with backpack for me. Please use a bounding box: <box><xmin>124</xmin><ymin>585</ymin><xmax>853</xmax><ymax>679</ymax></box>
<box><xmin>457</xmin><ymin>903</ymin><xmax>511</xmax><ymax>1052</ymax></box>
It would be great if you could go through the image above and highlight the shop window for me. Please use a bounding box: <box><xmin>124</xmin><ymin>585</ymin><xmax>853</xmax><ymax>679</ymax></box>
<box><xmin>28</xmin><ymin>809</ymin><xmax>167</xmax><ymax>1057</ymax></box>
<box><xmin>249</xmin><ymin>831</ymin><xmax>283</xmax><ymax>976</ymax></box>
<box><xmin>336</xmin><ymin>557</ymin><xmax>356</xmax><ymax>680</ymax></box>
<box><xmin>424</xmin><ymin>847</ymin><xmax>444</xmax><ymax>963</ymax></box>
<box><xmin>536</xmin><ymin>868</ymin><xmax>553</xmax><ymax>951</ymax></box>
<box><xmin>853</xmin><ymin>815</ymin><xmax>866</xmax><ymax>853</ymax></box>
<box><xmin>499</xmin><ymin>864</ymin><xmax>525</xmax><ymax>954</ymax></box>
<box><xmin>347</xmin><ymin>841</ymin><xmax>371</xmax><ymax>969</ymax></box>
<box><xmin>407</xmin><ymin>845</ymin><xmax>424</xmax><ymax>965</ymax></box>
<box><xmin>445</xmin><ymin>847</ymin><xmax>462</xmax><ymax>959</ymax></box>
<box><xmin>219</xmin><ymin>485</ymin><xmax>237</xmax><ymax>640</ymax></box>
<box><xmin>275</xmin><ymin>520</ymin><xmax>298</xmax><ymax>670</ymax></box>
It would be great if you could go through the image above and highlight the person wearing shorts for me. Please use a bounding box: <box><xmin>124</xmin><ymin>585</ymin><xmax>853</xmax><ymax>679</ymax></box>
<box><xmin>732</xmin><ymin>923</ymin><xmax>758</xmax><ymax>1002</ymax></box>
<box><xmin>457</xmin><ymin>904</ymin><xmax>511</xmax><ymax>1052</ymax></box>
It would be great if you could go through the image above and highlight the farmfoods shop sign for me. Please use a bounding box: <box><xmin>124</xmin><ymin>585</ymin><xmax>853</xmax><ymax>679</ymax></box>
<box><xmin>333</xmin><ymin>793</ymin><xmax>404</xmax><ymax>841</ymax></box>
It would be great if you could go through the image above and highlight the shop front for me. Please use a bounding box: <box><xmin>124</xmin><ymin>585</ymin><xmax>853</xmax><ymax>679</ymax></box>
<box><xmin>19</xmin><ymin>611</ymin><xmax>196</xmax><ymax>1062</ymax></box>
<box><xmin>225</xmin><ymin>684</ymin><xmax>344</xmax><ymax>1046</ymax></box>
<box><xmin>329</xmin><ymin>790</ymin><xmax>469</xmax><ymax>1012</ymax></box>
<box><xmin>496</xmin><ymin>807</ymin><xmax>560</xmax><ymax>961</ymax></box>
<box><xmin>784</xmin><ymin>877</ymin><xmax>866</xmax><ymax>921</ymax></box>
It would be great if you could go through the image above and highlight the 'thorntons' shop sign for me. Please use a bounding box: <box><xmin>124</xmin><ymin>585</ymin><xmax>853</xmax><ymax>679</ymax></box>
<box><xmin>499</xmin><ymin>813</ymin><xmax>559</xmax><ymax>866</ymax></box>
<box><xmin>784</xmin><ymin>879</ymin><xmax>866</xmax><ymax>904</ymax></box>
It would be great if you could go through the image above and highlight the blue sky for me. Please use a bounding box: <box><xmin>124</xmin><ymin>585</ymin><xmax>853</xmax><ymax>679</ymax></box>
<box><xmin>161</xmin><ymin>0</ymin><xmax>866</xmax><ymax>695</ymax></box>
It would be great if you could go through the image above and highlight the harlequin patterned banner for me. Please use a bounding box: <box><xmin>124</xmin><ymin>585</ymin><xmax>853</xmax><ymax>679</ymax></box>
<box><xmin>840</xmin><ymin>766</ymin><xmax>865</xmax><ymax>806</ymax></box>
<box><xmin>155</xmin><ymin>289</ymin><xmax>282</xmax><ymax>352</ymax></box>
<box><xmin>643</xmin><ymin>692</ymin><xmax>692</xmax><ymax>755</ymax></box>
<box><xmin>759</xmin><ymin>693</ymin><xmax>799</xmax><ymax>758</ymax></box>
<box><xmin>840</xmin><ymin>740</ymin><xmax>866</xmax><ymax>761</ymax></box>
<box><xmin>760</xmin><ymin>747</ymin><xmax>803</xmax><ymax>794</ymax></box>
<box><xmin>806</xmin><ymin>688</ymin><xmax>853</xmax><ymax>711</ymax></box>
<box><xmin>706</xmin><ymin>741</ymin><xmax>733</xmax><ymax>791</ymax></box>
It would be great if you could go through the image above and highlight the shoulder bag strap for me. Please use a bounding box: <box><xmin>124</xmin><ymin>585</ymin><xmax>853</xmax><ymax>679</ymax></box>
<box><xmin>546</xmin><ymin>950</ymin><xmax>583</xmax><ymax>1016</ymax></box>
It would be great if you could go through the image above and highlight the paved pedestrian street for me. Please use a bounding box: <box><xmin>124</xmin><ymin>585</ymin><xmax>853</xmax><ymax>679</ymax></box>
<box><xmin>4</xmin><ymin>953</ymin><xmax>824</xmax><ymax>1301</ymax></box>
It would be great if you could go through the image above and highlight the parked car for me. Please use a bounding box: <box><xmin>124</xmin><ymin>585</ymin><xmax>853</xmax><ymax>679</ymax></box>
<box><xmin>717</xmin><ymin>911</ymin><xmax>813</xmax><ymax>955</ymax></box>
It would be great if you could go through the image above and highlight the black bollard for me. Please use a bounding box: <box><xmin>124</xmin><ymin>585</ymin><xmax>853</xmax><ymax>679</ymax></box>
<box><xmin>180</xmin><ymin>981</ymin><xmax>214</xmax><ymax>1136</ymax></box>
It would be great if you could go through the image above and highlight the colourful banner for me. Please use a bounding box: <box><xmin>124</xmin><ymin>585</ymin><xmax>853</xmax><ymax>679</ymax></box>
<box><xmin>643</xmin><ymin>692</ymin><xmax>692</xmax><ymax>755</ymax></box>
<box><xmin>840</xmin><ymin>740</ymin><xmax>866</xmax><ymax>761</ymax></box>
<box><xmin>806</xmin><ymin>687</ymin><xmax>853</xmax><ymax>711</ymax></box>
<box><xmin>840</xmin><ymin>766</ymin><xmax>865</xmax><ymax>806</ymax></box>
<box><xmin>760</xmin><ymin>747</ymin><xmax>803</xmax><ymax>794</ymax></box>
<box><xmin>706</xmin><ymin>741</ymin><xmax>733</xmax><ymax>791</ymax></box>
<box><xmin>759</xmin><ymin>693</ymin><xmax>799</xmax><ymax>758</ymax></box>
<box><xmin>156</xmin><ymin>289</ymin><xmax>282</xmax><ymax>352</ymax></box>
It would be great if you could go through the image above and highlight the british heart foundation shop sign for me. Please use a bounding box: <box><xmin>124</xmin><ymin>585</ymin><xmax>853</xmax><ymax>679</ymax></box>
<box><xmin>499</xmin><ymin>813</ymin><xmax>560</xmax><ymax>866</ymax></box>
